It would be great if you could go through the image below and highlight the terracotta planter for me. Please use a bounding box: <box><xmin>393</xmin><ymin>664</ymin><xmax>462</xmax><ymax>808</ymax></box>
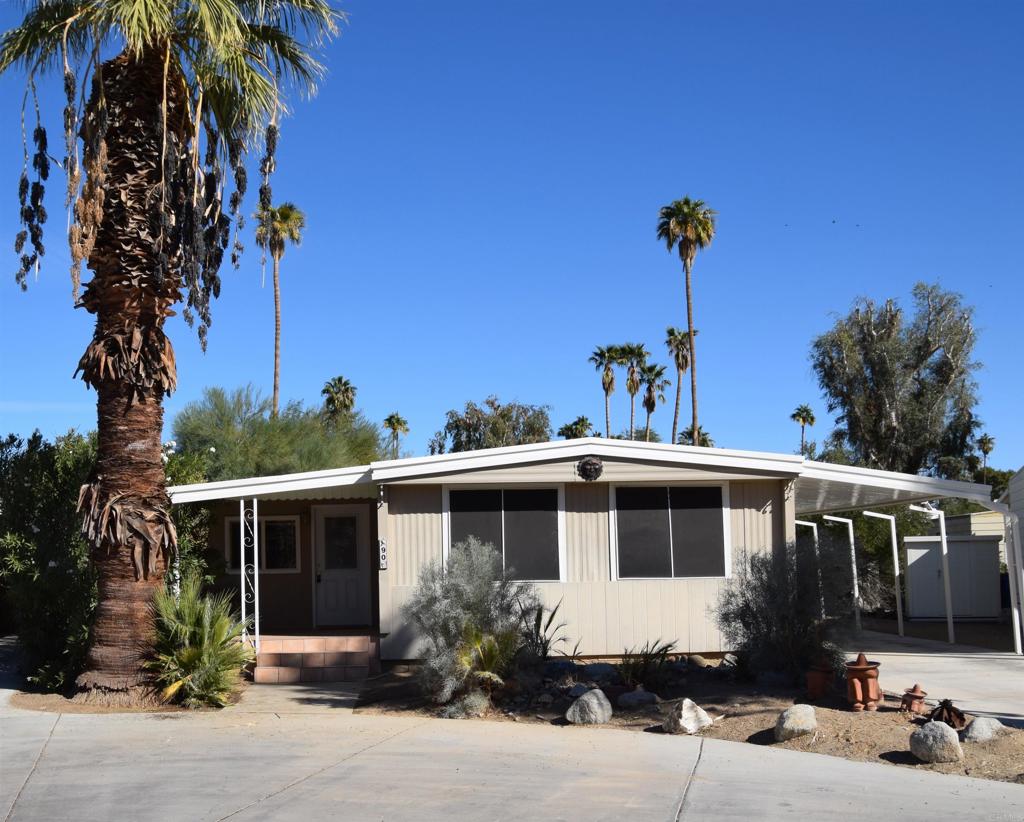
<box><xmin>806</xmin><ymin>665</ymin><xmax>834</xmax><ymax>700</ymax></box>
<box><xmin>844</xmin><ymin>652</ymin><xmax>881</xmax><ymax>711</ymax></box>
<box><xmin>900</xmin><ymin>683</ymin><xmax>928</xmax><ymax>715</ymax></box>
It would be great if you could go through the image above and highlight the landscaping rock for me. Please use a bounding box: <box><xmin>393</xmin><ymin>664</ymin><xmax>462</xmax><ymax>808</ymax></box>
<box><xmin>774</xmin><ymin>704</ymin><xmax>817</xmax><ymax>742</ymax></box>
<box><xmin>567</xmin><ymin>683</ymin><xmax>590</xmax><ymax>699</ymax></box>
<box><xmin>663</xmin><ymin>698</ymin><xmax>713</xmax><ymax>735</ymax></box>
<box><xmin>536</xmin><ymin>692</ymin><xmax>554</xmax><ymax>706</ymax></box>
<box><xmin>720</xmin><ymin>653</ymin><xmax>739</xmax><ymax>668</ymax></box>
<box><xmin>617</xmin><ymin>687</ymin><xmax>658</xmax><ymax>709</ymax></box>
<box><xmin>543</xmin><ymin>659</ymin><xmax>578</xmax><ymax>679</ymax></box>
<box><xmin>565</xmin><ymin>689</ymin><xmax>613</xmax><ymax>725</ymax></box>
<box><xmin>910</xmin><ymin>720</ymin><xmax>964</xmax><ymax>763</ymax></box>
<box><xmin>963</xmin><ymin>717</ymin><xmax>1005</xmax><ymax>743</ymax></box>
<box><xmin>687</xmin><ymin>654</ymin><xmax>709</xmax><ymax>669</ymax></box>
<box><xmin>581</xmin><ymin>662</ymin><xmax>621</xmax><ymax>683</ymax></box>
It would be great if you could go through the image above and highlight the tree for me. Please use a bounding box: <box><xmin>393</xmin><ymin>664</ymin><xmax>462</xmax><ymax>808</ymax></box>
<box><xmin>620</xmin><ymin>342</ymin><xmax>649</xmax><ymax>440</ymax></box>
<box><xmin>321</xmin><ymin>376</ymin><xmax>357</xmax><ymax>423</ymax></box>
<box><xmin>790</xmin><ymin>404</ymin><xmax>816</xmax><ymax>455</ymax></box>
<box><xmin>656</xmin><ymin>197</ymin><xmax>717</xmax><ymax>445</ymax></box>
<box><xmin>255</xmin><ymin>202</ymin><xmax>306</xmax><ymax>418</ymax></box>
<box><xmin>557</xmin><ymin>416</ymin><xmax>595</xmax><ymax>439</ymax></box>
<box><xmin>640</xmin><ymin>363</ymin><xmax>670</xmax><ymax>442</ymax></box>
<box><xmin>589</xmin><ymin>345</ymin><xmax>621</xmax><ymax>438</ymax></box>
<box><xmin>0</xmin><ymin>1</ymin><xmax>340</xmax><ymax>699</ymax></box>
<box><xmin>811</xmin><ymin>283</ymin><xmax>980</xmax><ymax>477</ymax></box>
<box><xmin>616</xmin><ymin>428</ymin><xmax>662</xmax><ymax>442</ymax></box>
<box><xmin>383</xmin><ymin>413</ymin><xmax>410</xmax><ymax>459</ymax></box>
<box><xmin>665</xmin><ymin>327</ymin><xmax>694</xmax><ymax>445</ymax></box>
<box><xmin>977</xmin><ymin>433</ymin><xmax>995</xmax><ymax>485</ymax></box>
<box><xmin>429</xmin><ymin>397</ymin><xmax>551</xmax><ymax>454</ymax></box>
<box><xmin>678</xmin><ymin>425</ymin><xmax>715</xmax><ymax>447</ymax></box>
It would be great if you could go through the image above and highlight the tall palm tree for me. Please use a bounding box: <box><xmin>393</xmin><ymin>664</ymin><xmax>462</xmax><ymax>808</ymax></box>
<box><xmin>678</xmin><ymin>425</ymin><xmax>715</xmax><ymax>447</ymax></box>
<box><xmin>589</xmin><ymin>345</ymin><xmax>620</xmax><ymax>438</ymax></box>
<box><xmin>657</xmin><ymin>197</ymin><xmax>717</xmax><ymax>445</ymax></box>
<box><xmin>0</xmin><ymin>1</ymin><xmax>339</xmax><ymax>698</ymax></box>
<box><xmin>977</xmin><ymin>433</ymin><xmax>995</xmax><ymax>484</ymax></box>
<box><xmin>256</xmin><ymin>203</ymin><xmax>306</xmax><ymax>418</ymax></box>
<box><xmin>621</xmin><ymin>343</ymin><xmax>649</xmax><ymax>440</ymax></box>
<box><xmin>665</xmin><ymin>327</ymin><xmax>695</xmax><ymax>445</ymax></box>
<box><xmin>383</xmin><ymin>412</ymin><xmax>409</xmax><ymax>459</ymax></box>
<box><xmin>790</xmin><ymin>404</ymin><xmax>816</xmax><ymax>455</ymax></box>
<box><xmin>640</xmin><ymin>363</ymin><xmax>670</xmax><ymax>442</ymax></box>
<box><xmin>321</xmin><ymin>376</ymin><xmax>356</xmax><ymax>423</ymax></box>
<box><xmin>558</xmin><ymin>416</ymin><xmax>595</xmax><ymax>439</ymax></box>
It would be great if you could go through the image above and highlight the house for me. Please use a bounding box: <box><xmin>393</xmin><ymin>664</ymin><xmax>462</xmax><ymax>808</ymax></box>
<box><xmin>929</xmin><ymin>509</ymin><xmax>1007</xmax><ymax>564</ymax></box>
<box><xmin>168</xmin><ymin>438</ymin><xmax>1012</xmax><ymax>682</ymax></box>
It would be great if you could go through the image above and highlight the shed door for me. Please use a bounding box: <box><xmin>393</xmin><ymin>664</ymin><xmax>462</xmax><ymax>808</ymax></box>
<box><xmin>314</xmin><ymin>504</ymin><xmax>371</xmax><ymax>626</ymax></box>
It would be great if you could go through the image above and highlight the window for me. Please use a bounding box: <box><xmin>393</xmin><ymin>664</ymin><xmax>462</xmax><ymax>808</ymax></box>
<box><xmin>225</xmin><ymin>516</ymin><xmax>301</xmax><ymax>573</ymax></box>
<box><xmin>612</xmin><ymin>485</ymin><xmax>728</xmax><ymax>579</ymax></box>
<box><xmin>446</xmin><ymin>487</ymin><xmax>563</xmax><ymax>581</ymax></box>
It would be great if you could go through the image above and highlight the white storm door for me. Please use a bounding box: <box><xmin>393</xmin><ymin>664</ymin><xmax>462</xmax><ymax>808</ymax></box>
<box><xmin>314</xmin><ymin>504</ymin><xmax>371</xmax><ymax>626</ymax></box>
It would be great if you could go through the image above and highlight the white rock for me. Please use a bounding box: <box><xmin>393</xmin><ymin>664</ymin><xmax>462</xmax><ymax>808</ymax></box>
<box><xmin>963</xmin><ymin>717</ymin><xmax>1005</xmax><ymax>743</ymax></box>
<box><xmin>910</xmin><ymin>721</ymin><xmax>964</xmax><ymax>763</ymax></box>
<box><xmin>663</xmin><ymin>698</ymin><xmax>712</xmax><ymax>735</ymax></box>
<box><xmin>774</xmin><ymin>704</ymin><xmax>817</xmax><ymax>742</ymax></box>
<box><xmin>565</xmin><ymin>689</ymin><xmax>613</xmax><ymax>725</ymax></box>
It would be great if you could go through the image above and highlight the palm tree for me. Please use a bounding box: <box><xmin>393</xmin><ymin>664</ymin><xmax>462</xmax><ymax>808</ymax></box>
<box><xmin>589</xmin><ymin>345</ymin><xmax>620</xmax><ymax>438</ymax></box>
<box><xmin>558</xmin><ymin>416</ymin><xmax>595</xmax><ymax>439</ymax></box>
<box><xmin>657</xmin><ymin>198</ymin><xmax>717</xmax><ymax>445</ymax></box>
<box><xmin>790</xmin><ymin>404</ymin><xmax>816</xmax><ymax>455</ymax></box>
<box><xmin>0</xmin><ymin>1</ymin><xmax>339</xmax><ymax>698</ymax></box>
<box><xmin>665</xmin><ymin>327</ymin><xmax>695</xmax><ymax>445</ymax></box>
<box><xmin>977</xmin><ymin>433</ymin><xmax>995</xmax><ymax>484</ymax></box>
<box><xmin>640</xmin><ymin>363</ymin><xmax>670</xmax><ymax>442</ymax></box>
<box><xmin>256</xmin><ymin>203</ymin><xmax>306</xmax><ymax>418</ymax></box>
<box><xmin>322</xmin><ymin>376</ymin><xmax>356</xmax><ymax>423</ymax></box>
<box><xmin>383</xmin><ymin>413</ymin><xmax>409</xmax><ymax>459</ymax></box>
<box><xmin>620</xmin><ymin>343</ymin><xmax>649</xmax><ymax>440</ymax></box>
<box><xmin>678</xmin><ymin>425</ymin><xmax>715</xmax><ymax>447</ymax></box>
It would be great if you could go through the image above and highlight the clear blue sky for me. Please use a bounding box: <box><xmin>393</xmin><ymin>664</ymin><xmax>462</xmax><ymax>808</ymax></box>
<box><xmin>1</xmin><ymin>1</ymin><xmax>1021</xmax><ymax>469</ymax></box>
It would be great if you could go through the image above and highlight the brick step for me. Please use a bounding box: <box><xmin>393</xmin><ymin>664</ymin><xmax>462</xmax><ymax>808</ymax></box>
<box><xmin>252</xmin><ymin>635</ymin><xmax>379</xmax><ymax>684</ymax></box>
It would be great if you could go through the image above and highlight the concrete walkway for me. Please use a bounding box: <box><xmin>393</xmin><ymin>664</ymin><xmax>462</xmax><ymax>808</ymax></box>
<box><xmin>853</xmin><ymin>630</ymin><xmax>1024</xmax><ymax>725</ymax></box>
<box><xmin>3</xmin><ymin>681</ymin><xmax>1023</xmax><ymax>821</ymax></box>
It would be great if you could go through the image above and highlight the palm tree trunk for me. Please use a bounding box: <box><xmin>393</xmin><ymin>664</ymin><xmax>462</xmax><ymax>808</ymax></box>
<box><xmin>671</xmin><ymin>367</ymin><xmax>682</xmax><ymax>444</ymax></box>
<box><xmin>685</xmin><ymin>263</ymin><xmax>699</xmax><ymax>444</ymax></box>
<box><xmin>629</xmin><ymin>395</ymin><xmax>635</xmax><ymax>439</ymax></box>
<box><xmin>604</xmin><ymin>392</ymin><xmax>611</xmax><ymax>439</ymax></box>
<box><xmin>800</xmin><ymin>423</ymin><xmax>806</xmax><ymax>454</ymax></box>
<box><xmin>272</xmin><ymin>253</ymin><xmax>282</xmax><ymax>418</ymax></box>
<box><xmin>645</xmin><ymin>413</ymin><xmax>652</xmax><ymax>442</ymax></box>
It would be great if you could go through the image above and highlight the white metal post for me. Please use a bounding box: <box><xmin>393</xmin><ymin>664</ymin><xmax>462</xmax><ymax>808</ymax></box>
<box><xmin>795</xmin><ymin>520</ymin><xmax>825</xmax><ymax>618</ymax></box>
<box><xmin>1006</xmin><ymin>513</ymin><xmax>1024</xmax><ymax>656</ymax></box>
<box><xmin>252</xmin><ymin>497</ymin><xmax>260</xmax><ymax>653</ymax></box>
<box><xmin>824</xmin><ymin>515</ymin><xmax>860</xmax><ymax>632</ymax></box>
<box><xmin>863</xmin><ymin>511</ymin><xmax>904</xmax><ymax>637</ymax></box>
<box><xmin>910</xmin><ymin>504</ymin><xmax>955</xmax><ymax>645</ymax></box>
<box><xmin>238</xmin><ymin>498</ymin><xmax>246</xmax><ymax>642</ymax></box>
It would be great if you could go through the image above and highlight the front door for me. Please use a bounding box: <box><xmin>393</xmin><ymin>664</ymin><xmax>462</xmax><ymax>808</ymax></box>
<box><xmin>313</xmin><ymin>504</ymin><xmax>372</xmax><ymax>626</ymax></box>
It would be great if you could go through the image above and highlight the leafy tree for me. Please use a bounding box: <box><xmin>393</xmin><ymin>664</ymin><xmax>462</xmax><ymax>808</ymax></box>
<box><xmin>811</xmin><ymin>283</ymin><xmax>980</xmax><ymax>478</ymax></box>
<box><xmin>557</xmin><ymin>416</ymin><xmax>595</xmax><ymax>439</ymax></box>
<box><xmin>665</xmin><ymin>327</ymin><xmax>694</xmax><ymax>445</ymax></box>
<box><xmin>429</xmin><ymin>396</ymin><xmax>551</xmax><ymax>454</ymax></box>
<box><xmin>640</xmin><ymin>363</ymin><xmax>670</xmax><ymax>442</ymax></box>
<box><xmin>790</xmin><ymin>404</ymin><xmax>816</xmax><ymax>455</ymax></box>
<box><xmin>619</xmin><ymin>342</ymin><xmax>649</xmax><ymax>440</ymax></box>
<box><xmin>678</xmin><ymin>425</ymin><xmax>715</xmax><ymax>447</ymax></box>
<box><xmin>255</xmin><ymin>202</ymin><xmax>306</xmax><ymax>418</ymax></box>
<box><xmin>616</xmin><ymin>428</ymin><xmax>663</xmax><ymax>442</ymax></box>
<box><xmin>0</xmin><ymin>1</ymin><xmax>340</xmax><ymax>698</ymax></box>
<box><xmin>977</xmin><ymin>433</ymin><xmax>995</xmax><ymax>485</ymax></box>
<box><xmin>163</xmin><ymin>446</ymin><xmax>214</xmax><ymax>584</ymax></box>
<box><xmin>589</xmin><ymin>345</ymin><xmax>621</xmax><ymax>438</ymax></box>
<box><xmin>383</xmin><ymin>412</ymin><xmax>410</xmax><ymax>459</ymax></box>
<box><xmin>321</xmin><ymin>375</ymin><xmax>357</xmax><ymax>423</ymax></box>
<box><xmin>657</xmin><ymin>197</ymin><xmax>717</xmax><ymax>445</ymax></box>
<box><xmin>173</xmin><ymin>385</ymin><xmax>382</xmax><ymax>480</ymax></box>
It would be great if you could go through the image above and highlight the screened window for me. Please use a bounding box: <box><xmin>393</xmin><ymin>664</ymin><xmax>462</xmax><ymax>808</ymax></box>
<box><xmin>448</xmin><ymin>488</ymin><xmax>560</xmax><ymax>581</ymax></box>
<box><xmin>225</xmin><ymin>517</ymin><xmax>300</xmax><ymax>573</ymax></box>
<box><xmin>614</xmin><ymin>486</ymin><xmax>726</xmax><ymax>579</ymax></box>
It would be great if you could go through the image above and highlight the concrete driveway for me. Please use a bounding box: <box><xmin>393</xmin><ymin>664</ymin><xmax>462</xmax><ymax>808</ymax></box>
<box><xmin>854</xmin><ymin>630</ymin><xmax>1024</xmax><ymax>725</ymax></box>
<box><xmin>3</xmin><ymin>680</ymin><xmax>1023</xmax><ymax>822</ymax></box>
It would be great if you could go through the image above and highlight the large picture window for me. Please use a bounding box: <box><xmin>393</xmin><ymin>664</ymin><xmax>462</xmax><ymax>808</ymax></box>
<box><xmin>447</xmin><ymin>487</ymin><xmax>563</xmax><ymax>581</ymax></box>
<box><xmin>613</xmin><ymin>485</ymin><xmax>727</xmax><ymax>579</ymax></box>
<box><xmin>226</xmin><ymin>516</ymin><xmax>301</xmax><ymax>573</ymax></box>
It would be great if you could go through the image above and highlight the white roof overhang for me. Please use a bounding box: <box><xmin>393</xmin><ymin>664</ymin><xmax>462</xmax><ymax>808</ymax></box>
<box><xmin>168</xmin><ymin>464</ymin><xmax>373</xmax><ymax>504</ymax></box>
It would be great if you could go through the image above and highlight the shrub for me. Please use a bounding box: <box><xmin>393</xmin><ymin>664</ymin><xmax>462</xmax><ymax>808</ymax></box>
<box><xmin>519</xmin><ymin>598</ymin><xmax>573</xmax><ymax>661</ymax></box>
<box><xmin>403</xmin><ymin>536</ymin><xmax>538</xmax><ymax>704</ymax></box>
<box><xmin>148</xmin><ymin>572</ymin><xmax>252</xmax><ymax>708</ymax></box>
<box><xmin>615</xmin><ymin>639</ymin><xmax>676</xmax><ymax>691</ymax></box>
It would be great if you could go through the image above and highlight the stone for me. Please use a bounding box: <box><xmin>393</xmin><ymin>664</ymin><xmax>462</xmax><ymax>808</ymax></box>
<box><xmin>565</xmin><ymin>688</ymin><xmax>613</xmax><ymax>725</ymax></box>
<box><xmin>581</xmin><ymin>662</ymin><xmax>621</xmax><ymax>683</ymax></box>
<box><xmin>536</xmin><ymin>692</ymin><xmax>554</xmax><ymax>706</ymax></box>
<box><xmin>720</xmin><ymin>653</ymin><xmax>739</xmax><ymax>668</ymax></box>
<box><xmin>618</xmin><ymin>687</ymin><xmax>658</xmax><ymax>709</ymax></box>
<box><xmin>774</xmin><ymin>704</ymin><xmax>817</xmax><ymax>742</ymax></box>
<box><xmin>567</xmin><ymin>683</ymin><xmax>590</xmax><ymax>699</ymax></box>
<box><xmin>663</xmin><ymin>698</ymin><xmax>713</xmax><ymax>735</ymax></box>
<box><xmin>687</xmin><ymin>654</ymin><xmax>709</xmax><ymax>669</ymax></box>
<box><xmin>963</xmin><ymin>717</ymin><xmax>1005</xmax><ymax>743</ymax></box>
<box><xmin>543</xmin><ymin>659</ymin><xmax>578</xmax><ymax>679</ymax></box>
<box><xmin>910</xmin><ymin>721</ymin><xmax>964</xmax><ymax>763</ymax></box>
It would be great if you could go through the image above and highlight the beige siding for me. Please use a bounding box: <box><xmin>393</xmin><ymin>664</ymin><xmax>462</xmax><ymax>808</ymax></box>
<box><xmin>931</xmin><ymin>510</ymin><xmax>1007</xmax><ymax>563</ymax></box>
<box><xmin>565</xmin><ymin>483</ymin><xmax>610</xmax><ymax>582</ymax></box>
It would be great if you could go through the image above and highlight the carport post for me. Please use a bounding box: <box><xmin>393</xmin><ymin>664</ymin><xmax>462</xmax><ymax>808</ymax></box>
<box><xmin>910</xmin><ymin>505</ymin><xmax>955</xmax><ymax>645</ymax></box>
<box><xmin>795</xmin><ymin>520</ymin><xmax>825</xmax><ymax>618</ymax></box>
<box><xmin>823</xmin><ymin>515</ymin><xmax>860</xmax><ymax>632</ymax></box>
<box><xmin>863</xmin><ymin>511</ymin><xmax>903</xmax><ymax>637</ymax></box>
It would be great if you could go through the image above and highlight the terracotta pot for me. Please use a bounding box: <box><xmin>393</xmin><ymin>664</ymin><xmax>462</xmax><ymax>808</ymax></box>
<box><xmin>844</xmin><ymin>652</ymin><xmax>881</xmax><ymax>711</ymax></box>
<box><xmin>806</xmin><ymin>665</ymin><xmax>833</xmax><ymax>700</ymax></box>
<box><xmin>900</xmin><ymin>683</ymin><xmax>928</xmax><ymax>715</ymax></box>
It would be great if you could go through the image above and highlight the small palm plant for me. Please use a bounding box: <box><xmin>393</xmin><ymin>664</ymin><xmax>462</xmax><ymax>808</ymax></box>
<box><xmin>456</xmin><ymin>625</ymin><xmax>520</xmax><ymax>693</ymax></box>
<box><xmin>148</xmin><ymin>573</ymin><xmax>252</xmax><ymax>708</ymax></box>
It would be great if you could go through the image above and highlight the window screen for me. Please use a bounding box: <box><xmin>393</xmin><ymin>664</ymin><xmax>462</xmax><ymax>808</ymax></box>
<box><xmin>449</xmin><ymin>490</ymin><xmax>503</xmax><ymax>553</ymax></box>
<box><xmin>503</xmin><ymin>489</ymin><xmax>559</xmax><ymax>581</ymax></box>
<box><xmin>615</xmin><ymin>487</ymin><xmax>672</xmax><ymax>578</ymax></box>
<box><xmin>323</xmin><ymin>516</ymin><xmax>357</xmax><ymax>570</ymax></box>
<box><xmin>264</xmin><ymin>520</ymin><xmax>298</xmax><ymax>570</ymax></box>
<box><xmin>670</xmin><ymin>487</ymin><xmax>725</xmax><ymax>577</ymax></box>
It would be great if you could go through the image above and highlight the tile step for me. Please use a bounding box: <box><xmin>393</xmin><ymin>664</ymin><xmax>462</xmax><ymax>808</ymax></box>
<box><xmin>254</xmin><ymin>665</ymin><xmax>368</xmax><ymax>684</ymax></box>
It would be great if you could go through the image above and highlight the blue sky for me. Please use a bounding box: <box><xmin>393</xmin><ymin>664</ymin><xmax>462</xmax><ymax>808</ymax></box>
<box><xmin>0</xmin><ymin>1</ymin><xmax>1021</xmax><ymax>469</ymax></box>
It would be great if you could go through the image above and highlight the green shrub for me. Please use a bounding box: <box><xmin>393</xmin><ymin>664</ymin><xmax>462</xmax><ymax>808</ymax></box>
<box><xmin>615</xmin><ymin>639</ymin><xmax>676</xmax><ymax>691</ymax></box>
<box><xmin>519</xmin><ymin>598</ymin><xmax>573</xmax><ymax>661</ymax></box>
<box><xmin>456</xmin><ymin>625</ymin><xmax>520</xmax><ymax>692</ymax></box>
<box><xmin>148</xmin><ymin>572</ymin><xmax>252</xmax><ymax>707</ymax></box>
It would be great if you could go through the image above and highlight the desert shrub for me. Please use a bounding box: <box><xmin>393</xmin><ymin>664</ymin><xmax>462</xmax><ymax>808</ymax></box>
<box><xmin>403</xmin><ymin>536</ymin><xmax>538</xmax><ymax>704</ymax></box>
<box><xmin>456</xmin><ymin>625</ymin><xmax>520</xmax><ymax>692</ymax></box>
<box><xmin>0</xmin><ymin>431</ymin><xmax>97</xmax><ymax>690</ymax></box>
<box><xmin>519</xmin><ymin>598</ymin><xmax>573</xmax><ymax>661</ymax></box>
<box><xmin>615</xmin><ymin>639</ymin><xmax>676</xmax><ymax>691</ymax></box>
<box><xmin>148</xmin><ymin>572</ymin><xmax>252</xmax><ymax>708</ymax></box>
<box><xmin>715</xmin><ymin>547</ymin><xmax>848</xmax><ymax>682</ymax></box>
<box><xmin>439</xmin><ymin>689</ymin><xmax>490</xmax><ymax>719</ymax></box>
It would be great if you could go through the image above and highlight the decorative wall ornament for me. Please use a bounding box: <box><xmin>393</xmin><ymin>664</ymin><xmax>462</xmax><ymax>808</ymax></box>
<box><xmin>577</xmin><ymin>456</ymin><xmax>604</xmax><ymax>482</ymax></box>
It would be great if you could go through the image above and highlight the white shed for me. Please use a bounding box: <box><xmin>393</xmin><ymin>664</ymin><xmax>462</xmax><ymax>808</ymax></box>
<box><xmin>904</xmin><ymin>535</ymin><xmax>1002</xmax><ymax>619</ymax></box>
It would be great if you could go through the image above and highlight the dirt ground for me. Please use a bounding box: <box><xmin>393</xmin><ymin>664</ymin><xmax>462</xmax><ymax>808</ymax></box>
<box><xmin>355</xmin><ymin>667</ymin><xmax>1024</xmax><ymax>785</ymax></box>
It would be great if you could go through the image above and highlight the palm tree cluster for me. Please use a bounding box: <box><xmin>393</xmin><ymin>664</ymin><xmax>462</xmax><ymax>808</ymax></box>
<box><xmin>587</xmin><ymin>343</ymin><xmax>671</xmax><ymax>442</ymax></box>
